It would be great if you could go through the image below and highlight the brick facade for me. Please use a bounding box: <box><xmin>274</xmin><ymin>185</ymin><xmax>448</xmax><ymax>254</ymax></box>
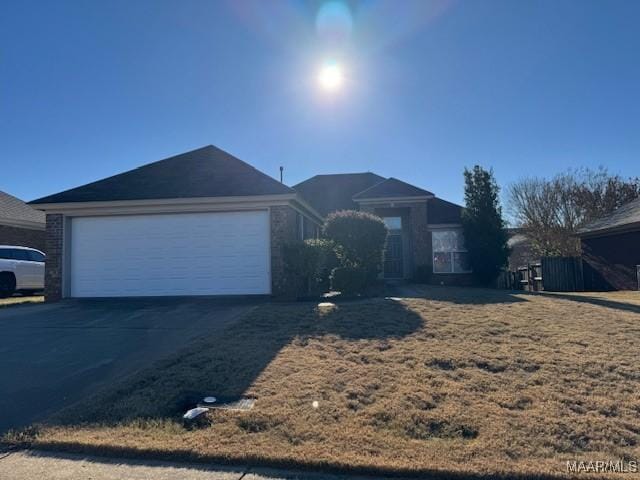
<box><xmin>270</xmin><ymin>205</ymin><xmax>299</xmax><ymax>297</ymax></box>
<box><xmin>362</xmin><ymin>201</ymin><xmax>431</xmax><ymax>279</ymax></box>
<box><xmin>0</xmin><ymin>224</ymin><xmax>45</xmax><ymax>251</ymax></box>
<box><xmin>44</xmin><ymin>214</ymin><xmax>64</xmax><ymax>302</ymax></box>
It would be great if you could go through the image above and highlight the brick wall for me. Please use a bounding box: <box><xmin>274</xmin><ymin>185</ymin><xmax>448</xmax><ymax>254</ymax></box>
<box><xmin>362</xmin><ymin>202</ymin><xmax>431</xmax><ymax>279</ymax></box>
<box><xmin>270</xmin><ymin>205</ymin><xmax>298</xmax><ymax>297</ymax></box>
<box><xmin>409</xmin><ymin>201</ymin><xmax>431</xmax><ymax>272</ymax></box>
<box><xmin>45</xmin><ymin>214</ymin><xmax>64</xmax><ymax>302</ymax></box>
<box><xmin>0</xmin><ymin>224</ymin><xmax>45</xmax><ymax>251</ymax></box>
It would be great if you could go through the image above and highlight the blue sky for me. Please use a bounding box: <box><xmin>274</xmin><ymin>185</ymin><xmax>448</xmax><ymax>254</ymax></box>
<box><xmin>1</xmin><ymin>0</ymin><xmax>638</xmax><ymax>207</ymax></box>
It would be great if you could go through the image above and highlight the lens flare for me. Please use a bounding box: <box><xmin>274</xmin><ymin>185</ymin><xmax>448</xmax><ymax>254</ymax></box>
<box><xmin>315</xmin><ymin>1</ymin><xmax>353</xmax><ymax>45</ymax></box>
<box><xmin>318</xmin><ymin>62</ymin><xmax>344</xmax><ymax>91</ymax></box>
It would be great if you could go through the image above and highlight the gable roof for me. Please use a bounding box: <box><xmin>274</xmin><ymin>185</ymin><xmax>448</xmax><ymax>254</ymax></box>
<box><xmin>0</xmin><ymin>190</ymin><xmax>45</xmax><ymax>229</ymax></box>
<box><xmin>293</xmin><ymin>173</ymin><xmax>385</xmax><ymax>217</ymax></box>
<box><xmin>31</xmin><ymin>145</ymin><xmax>293</xmax><ymax>205</ymax></box>
<box><xmin>577</xmin><ymin>197</ymin><xmax>640</xmax><ymax>237</ymax></box>
<box><xmin>352</xmin><ymin>177</ymin><xmax>434</xmax><ymax>200</ymax></box>
<box><xmin>428</xmin><ymin>197</ymin><xmax>463</xmax><ymax>224</ymax></box>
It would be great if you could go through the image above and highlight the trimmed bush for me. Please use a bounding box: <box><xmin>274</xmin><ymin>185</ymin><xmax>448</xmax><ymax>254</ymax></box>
<box><xmin>323</xmin><ymin>210</ymin><xmax>388</xmax><ymax>283</ymax></box>
<box><xmin>330</xmin><ymin>266</ymin><xmax>367</xmax><ymax>295</ymax></box>
<box><xmin>283</xmin><ymin>239</ymin><xmax>339</xmax><ymax>297</ymax></box>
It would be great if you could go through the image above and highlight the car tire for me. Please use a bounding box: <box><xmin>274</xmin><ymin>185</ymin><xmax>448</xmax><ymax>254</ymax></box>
<box><xmin>0</xmin><ymin>273</ymin><xmax>16</xmax><ymax>298</ymax></box>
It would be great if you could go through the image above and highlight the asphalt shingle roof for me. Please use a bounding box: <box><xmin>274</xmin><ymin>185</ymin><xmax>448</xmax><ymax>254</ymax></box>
<box><xmin>427</xmin><ymin>197</ymin><xmax>463</xmax><ymax>224</ymax></box>
<box><xmin>293</xmin><ymin>173</ymin><xmax>385</xmax><ymax>217</ymax></box>
<box><xmin>31</xmin><ymin>145</ymin><xmax>293</xmax><ymax>205</ymax></box>
<box><xmin>352</xmin><ymin>177</ymin><xmax>434</xmax><ymax>200</ymax></box>
<box><xmin>578</xmin><ymin>197</ymin><xmax>640</xmax><ymax>236</ymax></box>
<box><xmin>0</xmin><ymin>190</ymin><xmax>45</xmax><ymax>226</ymax></box>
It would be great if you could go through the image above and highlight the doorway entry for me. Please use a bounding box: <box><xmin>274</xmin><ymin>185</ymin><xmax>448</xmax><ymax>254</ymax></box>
<box><xmin>383</xmin><ymin>217</ymin><xmax>404</xmax><ymax>279</ymax></box>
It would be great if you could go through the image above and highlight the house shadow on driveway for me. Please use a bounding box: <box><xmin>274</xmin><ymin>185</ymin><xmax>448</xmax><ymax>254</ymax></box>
<box><xmin>32</xmin><ymin>298</ymin><xmax>423</xmax><ymax>427</ymax></box>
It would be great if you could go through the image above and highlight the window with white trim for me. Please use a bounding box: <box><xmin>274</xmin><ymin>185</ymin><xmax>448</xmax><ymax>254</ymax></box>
<box><xmin>432</xmin><ymin>229</ymin><xmax>471</xmax><ymax>273</ymax></box>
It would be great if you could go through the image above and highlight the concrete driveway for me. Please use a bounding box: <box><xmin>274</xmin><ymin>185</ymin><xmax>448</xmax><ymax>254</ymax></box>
<box><xmin>0</xmin><ymin>297</ymin><xmax>257</xmax><ymax>433</ymax></box>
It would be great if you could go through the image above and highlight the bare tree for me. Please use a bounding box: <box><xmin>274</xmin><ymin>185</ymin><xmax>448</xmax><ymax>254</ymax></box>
<box><xmin>508</xmin><ymin>168</ymin><xmax>640</xmax><ymax>257</ymax></box>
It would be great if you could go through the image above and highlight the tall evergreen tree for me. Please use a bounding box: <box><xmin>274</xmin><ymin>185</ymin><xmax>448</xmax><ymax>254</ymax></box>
<box><xmin>461</xmin><ymin>166</ymin><xmax>510</xmax><ymax>285</ymax></box>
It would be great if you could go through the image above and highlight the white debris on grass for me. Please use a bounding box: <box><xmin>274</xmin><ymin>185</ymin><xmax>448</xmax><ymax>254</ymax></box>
<box><xmin>183</xmin><ymin>407</ymin><xmax>208</xmax><ymax>420</ymax></box>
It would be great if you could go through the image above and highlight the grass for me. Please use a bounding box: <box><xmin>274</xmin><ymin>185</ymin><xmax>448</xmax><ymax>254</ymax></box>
<box><xmin>0</xmin><ymin>295</ymin><xmax>44</xmax><ymax>307</ymax></box>
<box><xmin>5</xmin><ymin>286</ymin><xmax>640</xmax><ymax>479</ymax></box>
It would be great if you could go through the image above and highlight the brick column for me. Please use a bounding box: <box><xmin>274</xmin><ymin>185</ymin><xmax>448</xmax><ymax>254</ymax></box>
<box><xmin>410</xmin><ymin>202</ymin><xmax>431</xmax><ymax>273</ymax></box>
<box><xmin>45</xmin><ymin>214</ymin><xmax>64</xmax><ymax>302</ymax></box>
<box><xmin>270</xmin><ymin>205</ymin><xmax>298</xmax><ymax>297</ymax></box>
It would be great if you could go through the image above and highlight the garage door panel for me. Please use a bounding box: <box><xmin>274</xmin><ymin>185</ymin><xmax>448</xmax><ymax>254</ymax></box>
<box><xmin>70</xmin><ymin>211</ymin><xmax>271</xmax><ymax>297</ymax></box>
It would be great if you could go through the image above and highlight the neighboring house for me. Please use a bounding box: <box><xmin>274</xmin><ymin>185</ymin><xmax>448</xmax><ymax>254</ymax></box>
<box><xmin>30</xmin><ymin>146</ymin><xmax>323</xmax><ymax>300</ymax></box>
<box><xmin>294</xmin><ymin>174</ymin><xmax>471</xmax><ymax>284</ymax></box>
<box><xmin>0</xmin><ymin>190</ymin><xmax>46</xmax><ymax>251</ymax></box>
<box><xmin>577</xmin><ymin>197</ymin><xmax>640</xmax><ymax>291</ymax></box>
<box><xmin>31</xmin><ymin>145</ymin><xmax>471</xmax><ymax>301</ymax></box>
<box><xmin>507</xmin><ymin>228</ymin><xmax>538</xmax><ymax>270</ymax></box>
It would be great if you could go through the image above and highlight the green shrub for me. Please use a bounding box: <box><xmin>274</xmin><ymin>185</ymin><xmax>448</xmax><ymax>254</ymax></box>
<box><xmin>323</xmin><ymin>210</ymin><xmax>388</xmax><ymax>283</ymax></box>
<box><xmin>330</xmin><ymin>266</ymin><xmax>367</xmax><ymax>295</ymax></box>
<box><xmin>283</xmin><ymin>239</ymin><xmax>338</xmax><ymax>297</ymax></box>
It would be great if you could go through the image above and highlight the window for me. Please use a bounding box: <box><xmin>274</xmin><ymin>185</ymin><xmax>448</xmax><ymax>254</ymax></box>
<box><xmin>432</xmin><ymin>229</ymin><xmax>471</xmax><ymax>273</ymax></box>
<box><xmin>28</xmin><ymin>250</ymin><xmax>45</xmax><ymax>262</ymax></box>
<box><xmin>11</xmin><ymin>249</ymin><xmax>30</xmax><ymax>261</ymax></box>
<box><xmin>383</xmin><ymin>217</ymin><xmax>402</xmax><ymax>231</ymax></box>
<box><xmin>0</xmin><ymin>248</ymin><xmax>14</xmax><ymax>260</ymax></box>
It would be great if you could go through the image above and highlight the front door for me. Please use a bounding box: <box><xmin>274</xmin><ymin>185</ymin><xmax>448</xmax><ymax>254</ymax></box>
<box><xmin>382</xmin><ymin>217</ymin><xmax>404</xmax><ymax>279</ymax></box>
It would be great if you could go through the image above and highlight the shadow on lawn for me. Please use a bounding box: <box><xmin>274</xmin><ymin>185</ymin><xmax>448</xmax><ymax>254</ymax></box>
<box><xmin>395</xmin><ymin>284</ymin><xmax>529</xmax><ymax>305</ymax></box>
<box><xmin>36</xmin><ymin>298</ymin><xmax>422</xmax><ymax>426</ymax></box>
<box><xmin>6</xmin><ymin>298</ymin><xmax>577</xmax><ymax>480</ymax></box>
<box><xmin>6</xmin><ymin>447</ymin><xmax>573</xmax><ymax>480</ymax></box>
<box><xmin>540</xmin><ymin>292</ymin><xmax>640</xmax><ymax>315</ymax></box>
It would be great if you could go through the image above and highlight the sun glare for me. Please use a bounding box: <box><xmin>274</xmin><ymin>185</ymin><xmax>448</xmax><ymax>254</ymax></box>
<box><xmin>318</xmin><ymin>63</ymin><xmax>343</xmax><ymax>91</ymax></box>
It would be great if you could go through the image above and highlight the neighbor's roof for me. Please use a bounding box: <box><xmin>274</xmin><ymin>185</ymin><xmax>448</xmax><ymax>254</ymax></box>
<box><xmin>31</xmin><ymin>146</ymin><xmax>293</xmax><ymax>205</ymax></box>
<box><xmin>352</xmin><ymin>177</ymin><xmax>434</xmax><ymax>200</ymax></box>
<box><xmin>577</xmin><ymin>197</ymin><xmax>640</xmax><ymax>237</ymax></box>
<box><xmin>0</xmin><ymin>190</ymin><xmax>45</xmax><ymax>228</ymax></box>
<box><xmin>293</xmin><ymin>173</ymin><xmax>385</xmax><ymax>217</ymax></box>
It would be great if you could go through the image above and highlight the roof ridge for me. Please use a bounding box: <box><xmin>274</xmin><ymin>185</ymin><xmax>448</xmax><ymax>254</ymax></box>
<box><xmin>30</xmin><ymin>145</ymin><xmax>292</xmax><ymax>205</ymax></box>
<box><xmin>351</xmin><ymin>177</ymin><xmax>389</xmax><ymax>198</ymax></box>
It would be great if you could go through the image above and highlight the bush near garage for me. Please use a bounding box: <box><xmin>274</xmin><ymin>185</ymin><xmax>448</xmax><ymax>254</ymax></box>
<box><xmin>283</xmin><ymin>239</ymin><xmax>339</xmax><ymax>297</ymax></box>
<box><xmin>329</xmin><ymin>265</ymin><xmax>368</xmax><ymax>294</ymax></box>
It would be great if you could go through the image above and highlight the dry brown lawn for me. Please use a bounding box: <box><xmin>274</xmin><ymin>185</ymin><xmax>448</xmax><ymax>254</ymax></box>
<box><xmin>6</xmin><ymin>286</ymin><xmax>640</xmax><ymax>479</ymax></box>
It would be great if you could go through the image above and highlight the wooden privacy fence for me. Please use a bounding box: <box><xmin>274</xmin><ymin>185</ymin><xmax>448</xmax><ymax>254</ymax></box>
<box><xmin>541</xmin><ymin>256</ymin><xmax>584</xmax><ymax>292</ymax></box>
<box><xmin>497</xmin><ymin>256</ymin><xmax>585</xmax><ymax>292</ymax></box>
<box><xmin>496</xmin><ymin>263</ymin><xmax>542</xmax><ymax>291</ymax></box>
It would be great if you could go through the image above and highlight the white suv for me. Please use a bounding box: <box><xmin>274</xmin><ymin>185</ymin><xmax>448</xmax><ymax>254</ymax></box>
<box><xmin>0</xmin><ymin>246</ymin><xmax>45</xmax><ymax>297</ymax></box>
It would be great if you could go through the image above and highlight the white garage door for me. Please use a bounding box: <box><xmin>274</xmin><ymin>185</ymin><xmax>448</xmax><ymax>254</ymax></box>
<box><xmin>70</xmin><ymin>211</ymin><xmax>270</xmax><ymax>297</ymax></box>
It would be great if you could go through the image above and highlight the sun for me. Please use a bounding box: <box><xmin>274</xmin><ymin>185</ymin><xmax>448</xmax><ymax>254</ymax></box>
<box><xmin>318</xmin><ymin>63</ymin><xmax>344</xmax><ymax>91</ymax></box>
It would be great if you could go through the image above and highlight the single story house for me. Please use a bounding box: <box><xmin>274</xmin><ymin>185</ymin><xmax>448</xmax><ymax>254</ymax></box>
<box><xmin>0</xmin><ymin>190</ymin><xmax>46</xmax><ymax>251</ymax></box>
<box><xmin>577</xmin><ymin>197</ymin><xmax>640</xmax><ymax>291</ymax></box>
<box><xmin>294</xmin><ymin>173</ymin><xmax>470</xmax><ymax>284</ymax></box>
<box><xmin>31</xmin><ymin>145</ymin><xmax>469</xmax><ymax>301</ymax></box>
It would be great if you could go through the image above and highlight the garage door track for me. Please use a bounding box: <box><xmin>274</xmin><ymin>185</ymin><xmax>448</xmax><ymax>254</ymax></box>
<box><xmin>0</xmin><ymin>297</ymin><xmax>257</xmax><ymax>433</ymax></box>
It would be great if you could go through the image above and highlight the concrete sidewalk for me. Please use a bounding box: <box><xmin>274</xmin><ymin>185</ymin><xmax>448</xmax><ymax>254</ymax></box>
<box><xmin>0</xmin><ymin>449</ymin><xmax>398</xmax><ymax>480</ymax></box>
